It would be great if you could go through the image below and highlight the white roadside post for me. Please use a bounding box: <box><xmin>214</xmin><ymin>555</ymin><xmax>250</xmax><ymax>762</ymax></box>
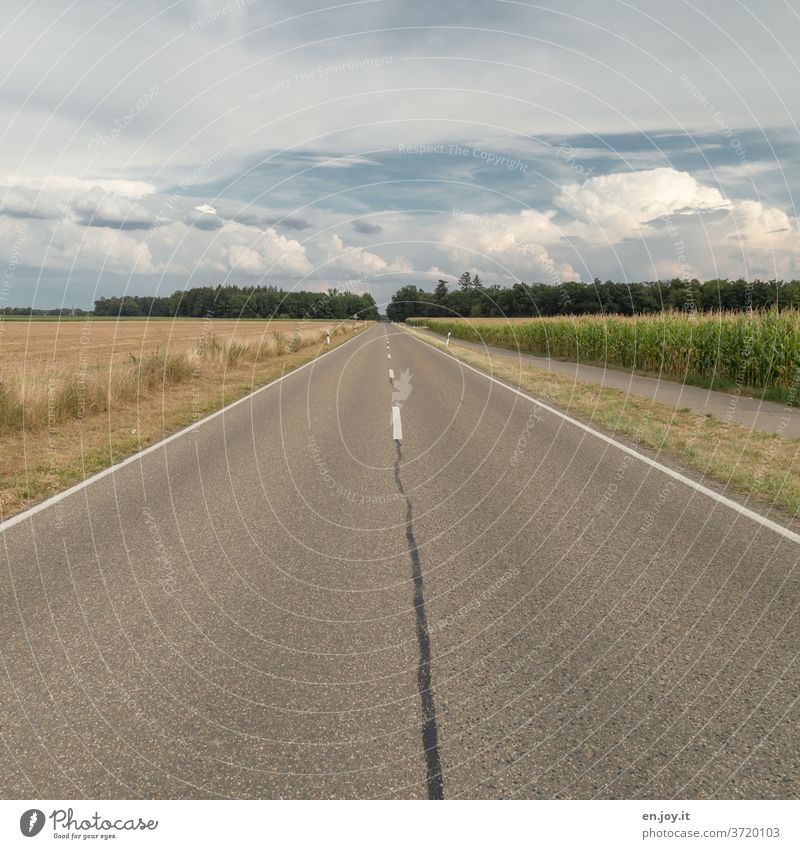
<box><xmin>446</xmin><ymin>331</ymin><xmax>451</xmax><ymax>347</ymax></box>
<box><xmin>326</xmin><ymin>331</ymin><xmax>331</xmax><ymax>345</ymax></box>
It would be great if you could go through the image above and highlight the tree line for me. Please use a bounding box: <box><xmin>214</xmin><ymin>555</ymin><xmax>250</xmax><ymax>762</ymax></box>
<box><xmin>1</xmin><ymin>307</ymin><xmax>90</xmax><ymax>316</ymax></box>
<box><xmin>385</xmin><ymin>274</ymin><xmax>800</xmax><ymax>322</ymax></box>
<box><xmin>92</xmin><ymin>285</ymin><xmax>379</xmax><ymax>320</ymax></box>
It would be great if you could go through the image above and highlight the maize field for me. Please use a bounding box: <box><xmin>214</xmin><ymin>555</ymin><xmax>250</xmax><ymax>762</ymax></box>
<box><xmin>408</xmin><ymin>310</ymin><xmax>800</xmax><ymax>401</ymax></box>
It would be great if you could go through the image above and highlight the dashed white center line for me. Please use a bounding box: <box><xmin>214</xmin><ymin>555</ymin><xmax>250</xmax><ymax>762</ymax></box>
<box><xmin>389</xmin><ymin>368</ymin><xmax>395</xmax><ymax>380</ymax></box>
<box><xmin>392</xmin><ymin>404</ymin><xmax>403</xmax><ymax>441</ymax></box>
<box><xmin>387</xmin><ymin>353</ymin><xmax>391</xmax><ymax>359</ymax></box>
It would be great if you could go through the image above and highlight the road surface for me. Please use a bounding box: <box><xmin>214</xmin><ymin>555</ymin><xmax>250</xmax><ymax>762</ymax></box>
<box><xmin>1</xmin><ymin>324</ymin><xmax>798</xmax><ymax>799</ymax></box>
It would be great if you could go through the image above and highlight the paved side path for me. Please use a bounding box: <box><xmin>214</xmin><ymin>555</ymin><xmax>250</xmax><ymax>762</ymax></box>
<box><xmin>416</xmin><ymin>328</ymin><xmax>800</xmax><ymax>438</ymax></box>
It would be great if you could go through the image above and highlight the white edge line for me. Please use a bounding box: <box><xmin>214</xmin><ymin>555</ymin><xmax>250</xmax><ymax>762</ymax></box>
<box><xmin>392</xmin><ymin>405</ymin><xmax>403</xmax><ymax>441</ymax></box>
<box><xmin>0</xmin><ymin>330</ymin><xmax>364</xmax><ymax>536</ymax></box>
<box><xmin>403</xmin><ymin>327</ymin><xmax>800</xmax><ymax>546</ymax></box>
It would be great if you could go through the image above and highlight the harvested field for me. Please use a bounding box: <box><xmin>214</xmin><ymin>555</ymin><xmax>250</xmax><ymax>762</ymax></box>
<box><xmin>0</xmin><ymin>317</ymin><xmax>368</xmax><ymax>517</ymax></box>
<box><xmin>0</xmin><ymin>316</ymin><xmax>355</xmax><ymax>367</ymax></box>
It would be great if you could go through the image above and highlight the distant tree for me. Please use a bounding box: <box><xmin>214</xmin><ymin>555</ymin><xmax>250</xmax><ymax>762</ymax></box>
<box><xmin>385</xmin><ymin>276</ymin><xmax>799</xmax><ymax>321</ymax></box>
<box><xmin>386</xmin><ymin>285</ymin><xmax>425</xmax><ymax>322</ymax></box>
<box><xmin>117</xmin><ymin>297</ymin><xmax>142</xmax><ymax>317</ymax></box>
<box><xmin>74</xmin><ymin>277</ymin><xmax>800</xmax><ymax>324</ymax></box>
<box><xmin>91</xmin><ymin>284</ymin><xmax>378</xmax><ymax>321</ymax></box>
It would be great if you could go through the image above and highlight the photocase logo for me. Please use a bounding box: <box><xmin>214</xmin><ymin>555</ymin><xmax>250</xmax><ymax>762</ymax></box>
<box><xmin>20</xmin><ymin>809</ymin><xmax>45</xmax><ymax>837</ymax></box>
<box><xmin>392</xmin><ymin>368</ymin><xmax>413</xmax><ymax>405</ymax></box>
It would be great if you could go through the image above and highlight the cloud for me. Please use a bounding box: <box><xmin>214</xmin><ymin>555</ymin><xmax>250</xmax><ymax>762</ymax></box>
<box><xmin>229</xmin><ymin>211</ymin><xmax>312</xmax><ymax>231</ymax></box>
<box><xmin>1</xmin><ymin>175</ymin><xmax>155</xmax><ymax>198</ymax></box>
<box><xmin>722</xmin><ymin>199</ymin><xmax>800</xmax><ymax>277</ymax></box>
<box><xmin>184</xmin><ymin>203</ymin><xmax>224</xmax><ymax>230</ymax></box>
<box><xmin>730</xmin><ymin>200</ymin><xmax>797</xmax><ymax>244</ymax></box>
<box><xmin>71</xmin><ymin>187</ymin><xmax>157</xmax><ymax>230</ymax></box>
<box><xmin>351</xmin><ymin>220</ymin><xmax>383</xmax><ymax>235</ymax></box>
<box><xmin>0</xmin><ymin>194</ymin><xmax>316</xmax><ymax>281</ymax></box>
<box><xmin>320</xmin><ymin>234</ymin><xmax>412</xmax><ymax>276</ymax></box>
<box><xmin>54</xmin><ymin>221</ymin><xmax>157</xmax><ymax>274</ymax></box>
<box><xmin>223</xmin><ymin>227</ymin><xmax>312</xmax><ymax>276</ymax></box>
<box><xmin>0</xmin><ymin>186</ymin><xmax>63</xmax><ymax>220</ymax></box>
<box><xmin>555</xmin><ymin>167</ymin><xmax>733</xmax><ymax>242</ymax></box>
<box><xmin>1</xmin><ymin>177</ymin><xmax>157</xmax><ymax>227</ymax></box>
<box><xmin>442</xmin><ymin>209</ymin><xmax>578</xmax><ymax>281</ymax></box>
<box><xmin>304</xmin><ymin>154</ymin><xmax>381</xmax><ymax>169</ymax></box>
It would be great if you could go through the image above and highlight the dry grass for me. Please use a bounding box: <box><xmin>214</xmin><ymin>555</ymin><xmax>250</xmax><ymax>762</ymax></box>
<box><xmin>0</xmin><ymin>318</ymin><xmax>367</xmax><ymax>518</ymax></box>
<box><xmin>402</xmin><ymin>325</ymin><xmax>800</xmax><ymax>522</ymax></box>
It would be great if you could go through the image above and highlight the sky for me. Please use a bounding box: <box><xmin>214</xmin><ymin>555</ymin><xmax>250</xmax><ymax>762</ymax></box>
<box><xmin>1</xmin><ymin>0</ymin><xmax>799</xmax><ymax>309</ymax></box>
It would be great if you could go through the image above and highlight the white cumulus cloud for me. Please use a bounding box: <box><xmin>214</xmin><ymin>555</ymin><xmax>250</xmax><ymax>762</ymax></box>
<box><xmin>556</xmin><ymin>167</ymin><xmax>733</xmax><ymax>242</ymax></box>
<box><xmin>442</xmin><ymin>209</ymin><xmax>579</xmax><ymax>281</ymax></box>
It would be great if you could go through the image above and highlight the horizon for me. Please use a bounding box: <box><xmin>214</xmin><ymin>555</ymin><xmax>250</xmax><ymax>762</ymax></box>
<box><xmin>4</xmin><ymin>274</ymin><xmax>798</xmax><ymax>315</ymax></box>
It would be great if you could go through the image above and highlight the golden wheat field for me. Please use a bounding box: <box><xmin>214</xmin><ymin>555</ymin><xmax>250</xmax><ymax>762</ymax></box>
<box><xmin>0</xmin><ymin>317</ymin><xmax>360</xmax><ymax>431</ymax></box>
<box><xmin>0</xmin><ymin>317</ymin><xmax>356</xmax><ymax>367</ymax></box>
<box><xmin>0</xmin><ymin>317</ymin><xmax>366</xmax><ymax>516</ymax></box>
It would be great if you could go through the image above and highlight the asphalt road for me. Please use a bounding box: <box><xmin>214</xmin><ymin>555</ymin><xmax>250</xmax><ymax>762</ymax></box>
<box><xmin>1</xmin><ymin>324</ymin><xmax>798</xmax><ymax>799</ymax></box>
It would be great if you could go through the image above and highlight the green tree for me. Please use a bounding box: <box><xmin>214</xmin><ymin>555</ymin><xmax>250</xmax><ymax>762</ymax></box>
<box><xmin>386</xmin><ymin>285</ymin><xmax>429</xmax><ymax>322</ymax></box>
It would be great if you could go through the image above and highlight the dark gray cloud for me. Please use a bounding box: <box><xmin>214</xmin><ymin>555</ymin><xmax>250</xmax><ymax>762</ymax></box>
<box><xmin>229</xmin><ymin>211</ymin><xmax>312</xmax><ymax>231</ymax></box>
<box><xmin>77</xmin><ymin>215</ymin><xmax>155</xmax><ymax>231</ymax></box>
<box><xmin>0</xmin><ymin>205</ymin><xmax>55</xmax><ymax>221</ymax></box>
<box><xmin>351</xmin><ymin>220</ymin><xmax>383</xmax><ymax>235</ymax></box>
<box><xmin>71</xmin><ymin>191</ymin><xmax>157</xmax><ymax>230</ymax></box>
<box><xmin>73</xmin><ymin>209</ymin><xmax>156</xmax><ymax>230</ymax></box>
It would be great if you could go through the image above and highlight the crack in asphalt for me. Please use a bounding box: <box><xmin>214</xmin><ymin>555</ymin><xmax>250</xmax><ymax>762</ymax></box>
<box><xmin>393</xmin><ymin>440</ymin><xmax>444</xmax><ymax>800</ymax></box>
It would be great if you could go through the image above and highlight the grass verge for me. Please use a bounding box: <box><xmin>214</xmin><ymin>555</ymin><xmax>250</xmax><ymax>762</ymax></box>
<box><xmin>402</xmin><ymin>325</ymin><xmax>800</xmax><ymax>523</ymax></box>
